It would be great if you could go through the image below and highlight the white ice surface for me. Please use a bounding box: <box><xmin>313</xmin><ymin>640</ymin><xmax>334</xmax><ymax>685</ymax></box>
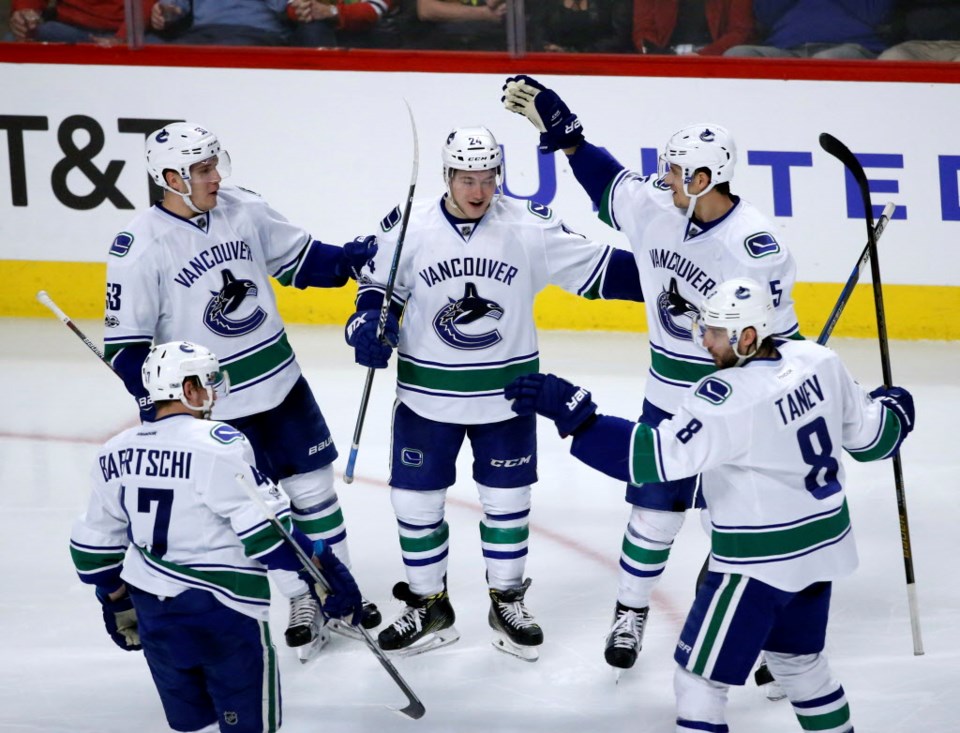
<box><xmin>0</xmin><ymin>320</ymin><xmax>956</xmax><ymax>732</ymax></box>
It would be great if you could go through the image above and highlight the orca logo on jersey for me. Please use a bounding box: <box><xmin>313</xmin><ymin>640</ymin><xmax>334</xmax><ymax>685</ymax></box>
<box><xmin>203</xmin><ymin>269</ymin><xmax>267</xmax><ymax>337</ymax></box>
<box><xmin>433</xmin><ymin>282</ymin><xmax>503</xmax><ymax>350</ymax></box>
<box><xmin>211</xmin><ymin>424</ymin><xmax>244</xmax><ymax>444</ymax></box>
<box><xmin>656</xmin><ymin>277</ymin><xmax>700</xmax><ymax>340</ymax></box>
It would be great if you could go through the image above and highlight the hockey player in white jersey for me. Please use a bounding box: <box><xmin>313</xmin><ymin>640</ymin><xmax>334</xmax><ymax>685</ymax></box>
<box><xmin>506</xmin><ymin>278</ymin><xmax>915</xmax><ymax>732</ymax></box>
<box><xmin>70</xmin><ymin>341</ymin><xmax>363</xmax><ymax>733</ymax></box>
<box><xmin>103</xmin><ymin>122</ymin><xmax>380</xmax><ymax>658</ymax></box>
<box><xmin>344</xmin><ymin>126</ymin><xmax>643</xmax><ymax>660</ymax></box>
<box><xmin>504</xmin><ymin>75</ymin><xmax>802</xmax><ymax>671</ymax></box>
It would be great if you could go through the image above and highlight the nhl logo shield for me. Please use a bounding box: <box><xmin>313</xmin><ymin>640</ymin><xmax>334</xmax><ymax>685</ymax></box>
<box><xmin>224</xmin><ymin>711</ymin><xmax>239</xmax><ymax>726</ymax></box>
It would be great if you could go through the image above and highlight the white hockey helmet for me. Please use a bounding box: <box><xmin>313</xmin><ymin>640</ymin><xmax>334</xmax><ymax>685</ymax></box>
<box><xmin>442</xmin><ymin>125</ymin><xmax>503</xmax><ymax>180</ymax></box>
<box><xmin>694</xmin><ymin>277</ymin><xmax>774</xmax><ymax>365</ymax></box>
<box><xmin>145</xmin><ymin>123</ymin><xmax>231</xmax><ymax>210</ymax></box>
<box><xmin>660</xmin><ymin>123</ymin><xmax>736</xmax><ymax>217</ymax></box>
<box><xmin>141</xmin><ymin>340</ymin><xmax>228</xmax><ymax>416</ymax></box>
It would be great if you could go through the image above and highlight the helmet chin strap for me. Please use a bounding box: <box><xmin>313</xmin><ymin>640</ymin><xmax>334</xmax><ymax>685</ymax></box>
<box><xmin>730</xmin><ymin>329</ymin><xmax>760</xmax><ymax>367</ymax></box>
<box><xmin>179</xmin><ymin>386</ymin><xmax>214</xmax><ymax>418</ymax></box>
<box><xmin>681</xmin><ymin>170</ymin><xmax>716</xmax><ymax>219</ymax></box>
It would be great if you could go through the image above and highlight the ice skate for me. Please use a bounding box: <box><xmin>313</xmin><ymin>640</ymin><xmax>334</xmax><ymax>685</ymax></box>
<box><xmin>754</xmin><ymin>661</ymin><xmax>787</xmax><ymax>702</ymax></box>
<box><xmin>488</xmin><ymin>578</ymin><xmax>543</xmax><ymax>662</ymax></box>
<box><xmin>327</xmin><ymin>598</ymin><xmax>382</xmax><ymax>640</ymax></box>
<box><xmin>285</xmin><ymin>591</ymin><xmax>329</xmax><ymax>663</ymax></box>
<box><xmin>604</xmin><ymin>602</ymin><xmax>648</xmax><ymax>675</ymax></box>
<box><xmin>377</xmin><ymin>582</ymin><xmax>460</xmax><ymax>656</ymax></box>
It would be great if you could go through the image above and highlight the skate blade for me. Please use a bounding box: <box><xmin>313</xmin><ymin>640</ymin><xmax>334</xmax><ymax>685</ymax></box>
<box><xmin>490</xmin><ymin>632</ymin><xmax>540</xmax><ymax>662</ymax></box>
<box><xmin>384</xmin><ymin>627</ymin><xmax>461</xmax><ymax>657</ymax></box>
<box><xmin>296</xmin><ymin>626</ymin><xmax>330</xmax><ymax>664</ymax></box>
<box><xmin>762</xmin><ymin>682</ymin><xmax>788</xmax><ymax>702</ymax></box>
<box><xmin>327</xmin><ymin>618</ymin><xmax>364</xmax><ymax>641</ymax></box>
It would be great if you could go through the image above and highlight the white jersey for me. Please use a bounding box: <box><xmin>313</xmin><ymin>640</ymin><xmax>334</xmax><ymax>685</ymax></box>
<box><xmin>103</xmin><ymin>185</ymin><xmax>314</xmax><ymax>420</ymax></box>
<box><xmin>601</xmin><ymin>171</ymin><xmax>800</xmax><ymax>414</ymax></box>
<box><xmin>626</xmin><ymin>339</ymin><xmax>903</xmax><ymax>592</ymax></box>
<box><xmin>358</xmin><ymin>196</ymin><xmax>615</xmax><ymax>424</ymax></box>
<box><xmin>70</xmin><ymin>414</ymin><xmax>294</xmax><ymax>621</ymax></box>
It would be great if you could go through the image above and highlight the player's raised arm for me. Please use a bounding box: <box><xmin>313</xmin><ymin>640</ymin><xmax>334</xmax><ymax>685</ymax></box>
<box><xmin>502</xmin><ymin>74</ymin><xmax>625</xmax><ymax>209</ymax></box>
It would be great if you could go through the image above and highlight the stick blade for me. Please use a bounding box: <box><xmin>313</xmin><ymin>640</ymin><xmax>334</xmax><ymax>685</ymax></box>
<box><xmin>819</xmin><ymin>132</ymin><xmax>866</xmax><ymax>186</ymax></box>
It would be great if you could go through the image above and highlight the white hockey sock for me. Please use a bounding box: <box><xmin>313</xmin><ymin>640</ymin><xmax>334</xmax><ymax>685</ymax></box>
<box><xmin>674</xmin><ymin>665</ymin><xmax>729</xmax><ymax>732</ymax></box>
<box><xmin>618</xmin><ymin>507</ymin><xmax>685</xmax><ymax>608</ymax></box>
<box><xmin>391</xmin><ymin>487</ymin><xmax>448</xmax><ymax>597</ymax></box>
<box><xmin>765</xmin><ymin>652</ymin><xmax>852</xmax><ymax>733</ymax></box>
<box><xmin>478</xmin><ymin>484</ymin><xmax>531</xmax><ymax>590</ymax></box>
<box><xmin>282</xmin><ymin>465</ymin><xmax>351</xmax><ymax>567</ymax></box>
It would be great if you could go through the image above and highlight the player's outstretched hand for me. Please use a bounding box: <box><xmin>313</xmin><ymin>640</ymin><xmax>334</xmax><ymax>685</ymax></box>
<box><xmin>502</xmin><ymin>75</ymin><xmax>584</xmax><ymax>153</ymax></box>
<box><xmin>312</xmin><ymin>540</ymin><xmax>363</xmax><ymax>626</ymax></box>
<box><xmin>505</xmin><ymin>372</ymin><xmax>597</xmax><ymax>437</ymax></box>
<box><xmin>870</xmin><ymin>385</ymin><xmax>916</xmax><ymax>441</ymax></box>
<box><xmin>95</xmin><ymin>586</ymin><xmax>142</xmax><ymax>651</ymax></box>
<box><xmin>338</xmin><ymin>235</ymin><xmax>378</xmax><ymax>280</ymax></box>
<box><xmin>345</xmin><ymin>309</ymin><xmax>399</xmax><ymax>369</ymax></box>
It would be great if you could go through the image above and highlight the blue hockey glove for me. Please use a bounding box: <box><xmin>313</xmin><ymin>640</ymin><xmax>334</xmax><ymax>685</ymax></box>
<box><xmin>336</xmin><ymin>235</ymin><xmax>378</xmax><ymax>280</ymax></box>
<box><xmin>505</xmin><ymin>372</ymin><xmax>597</xmax><ymax>437</ymax></box>
<box><xmin>502</xmin><ymin>75</ymin><xmax>584</xmax><ymax>153</ymax></box>
<box><xmin>345</xmin><ymin>309</ymin><xmax>399</xmax><ymax>369</ymax></box>
<box><xmin>869</xmin><ymin>385</ymin><xmax>916</xmax><ymax>445</ymax></box>
<box><xmin>95</xmin><ymin>586</ymin><xmax>141</xmax><ymax>651</ymax></box>
<box><xmin>312</xmin><ymin>540</ymin><xmax>362</xmax><ymax>626</ymax></box>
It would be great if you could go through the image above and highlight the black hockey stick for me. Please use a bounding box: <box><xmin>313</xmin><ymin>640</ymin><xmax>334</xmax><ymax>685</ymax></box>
<box><xmin>234</xmin><ymin>473</ymin><xmax>426</xmax><ymax>719</ymax></box>
<box><xmin>819</xmin><ymin>132</ymin><xmax>924</xmax><ymax>656</ymax></box>
<box><xmin>817</xmin><ymin>201</ymin><xmax>895</xmax><ymax>345</ymax></box>
<box><xmin>37</xmin><ymin>290</ymin><xmax>114</xmax><ymax>368</ymax></box>
<box><xmin>344</xmin><ymin>100</ymin><xmax>419</xmax><ymax>483</ymax></box>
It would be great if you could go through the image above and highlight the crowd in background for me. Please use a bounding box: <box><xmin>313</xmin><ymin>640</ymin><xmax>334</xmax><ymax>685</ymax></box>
<box><xmin>2</xmin><ymin>1</ymin><xmax>958</xmax><ymax>60</ymax></box>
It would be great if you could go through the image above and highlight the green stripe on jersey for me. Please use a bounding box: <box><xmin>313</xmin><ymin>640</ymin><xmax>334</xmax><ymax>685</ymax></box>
<box><xmin>220</xmin><ymin>332</ymin><xmax>294</xmax><ymax>388</ymax></box>
<box><xmin>599</xmin><ymin>178</ymin><xmax>617</xmax><ymax>228</ymax></box>
<box><xmin>241</xmin><ymin>516</ymin><xmax>292</xmax><ymax>558</ymax></box>
<box><xmin>138</xmin><ymin>547</ymin><xmax>271</xmax><ymax>602</ymax></box>
<box><xmin>630</xmin><ymin>423</ymin><xmax>662</xmax><ymax>484</ymax></box>
<box><xmin>70</xmin><ymin>546</ymin><xmax>125</xmax><ymax>574</ymax></box>
<box><xmin>397</xmin><ymin>356</ymin><xmax>538</xmax><ymax>394</ymax></box>
<box><xmin>848</xmin><ymin>409</ymin><xmax>902</xmax><ymax>462</ymax></box>
<box><xmin>711</xmin><ymin>500</ymin><xmax>851</xmax><ymax>561</ymax></box>
<box><xmin>650</xmin><ymin>349</ymin><xmax>717</xmax><ymax>385</ymax></box>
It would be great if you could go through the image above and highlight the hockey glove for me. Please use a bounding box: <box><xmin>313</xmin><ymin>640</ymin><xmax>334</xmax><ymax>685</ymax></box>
<box><xmin>336</xmin><ymin>235</ymin><xmax>378</xmax><ymax>280</ymax></box>
<box><xmin>502</xmin><ymin>75</ymin><xmax>584</xmax><ymax>153</ymax></box>
<box><xmin>869</xmin><ymin>385</ymin><xmax>916</xmax><ymax>447</ymax></box>
<box><xmin>95</xmin><ymin>586</ymin><xmax>142</xmax><ymax>651</ymax></box>
<box><xmin>505</xmin><ymin>372</ymin><xmax>597</xmax><ymax>437</ymax></box>
<box><xmin>313</xmin><ymin>540</ymin><xmax>363</xmax><ymax>626</ymax></box>
<box><xmin>345</xmin><ymin>309</ymin><xmax>399</xmax><ymax>369</ymax></box>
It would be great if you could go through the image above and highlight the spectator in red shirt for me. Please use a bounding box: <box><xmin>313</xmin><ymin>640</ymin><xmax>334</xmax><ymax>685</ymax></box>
<box><xmin>9</xmin><ymin>0</ymin><xmax>155</xmax><ymax>44</ymax></box>
<box><xmin>288</xmin><ymin>0</ymin><xmax>396</xmax><ymax>47</ymax></box>
<box><xmin>633</xmin><ymin>0</ymin><xmax>755</xmax><ymax>55</ymax></box>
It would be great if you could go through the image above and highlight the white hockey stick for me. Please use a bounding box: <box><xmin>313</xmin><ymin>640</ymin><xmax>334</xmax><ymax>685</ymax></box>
<box><xmin>36</xmin><ymin>290</ymin><xmax>114</xmax><ymax>370</ymax></box>
<box><xmin>344</xmin><ymin>100</ymin><xmax>419</xmax><ymax>483</ymax></box>
<box><xmin>233</xmin><ymin>473</ymin><xmax>426</xmax><ymax>719</ymax></box>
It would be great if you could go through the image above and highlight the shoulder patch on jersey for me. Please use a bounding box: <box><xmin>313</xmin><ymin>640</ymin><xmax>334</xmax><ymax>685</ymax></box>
<box><xmin>236</xmin><ymin>185</ymin><xmax>263</xmax><ymax>198</ymax></box>
<box><xmin>527</xmin><ymin>201</ymin><xmax>553</xmax><ymax>220</ymax></box>
<box><xmin>744</xmin><ymin>232</ymin><xmax>781</xmax><ymax>259</ymax></box>
<box><xmin>109</xmin><ymin>232</ymin><xmax>135</xmax><ymax>257</ymax></box>
<box><xmin>695</xmin><ymin>377</ymin><xmax>733</xmax><ymax>405</ymax></box>
<box><xmin>210</xmin><ymin>423</ymin><xmax>245</xmax><ymax>445</ymax></box>
<box><xmin>380</xmin><ymin>205</ymin><xmax>402</xmax><ymax>233</ymax></box>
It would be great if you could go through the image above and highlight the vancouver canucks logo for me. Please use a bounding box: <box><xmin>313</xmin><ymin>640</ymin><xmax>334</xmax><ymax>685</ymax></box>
<box><xmin>203</xmin><ymin>268</ymin><xmax>267</xmax><ymax>337</ymax></box>
<box><xmin>700</xmin><ymin>128</ymin><xmax>716</xmax><ymax>142</ymax></box>
<box><xmin>433</xmin><ymin>282</ymin><xmax>503</xmax><ymax>350</ymax></box>
<box><xmin>657</xmin><ymin>277</ymin><xmax>700</xmax><ymax>340</ymax></box>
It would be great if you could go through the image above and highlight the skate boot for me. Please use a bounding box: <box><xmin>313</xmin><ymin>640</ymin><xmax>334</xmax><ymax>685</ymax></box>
<box><xmin>328</xmin><ymin>597</ymin><xmax>382</xmax><ymax>640</ymax></box>
<box><xmin>377</xmin><ymin>582</ymin><xmax>460</xmax><ymax>656</ymax></box>
<box><xmin>755</xmin><ymin>660</ymin><xmax>787</xmax><ymax>702</ymax></box>
<box><xmin>285</xmin><ymin>591</ymin><xmax>329</xmax><ymax>663</ymax></box>
<box><xmin>604</xmin><ymin>602</ymin><xmax>648</xmax><ymax>672</ymax></box>
<box><xmin>488</xmin><ymin>578</ymin><xmax>543</xmax><ymax>662</ymax></box>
